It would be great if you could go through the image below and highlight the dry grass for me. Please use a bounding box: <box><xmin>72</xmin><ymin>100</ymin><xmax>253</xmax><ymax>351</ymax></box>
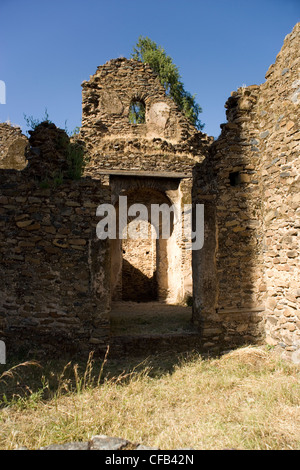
<box><xmin>0</xmin><ymin>346</ymin><xmax>299</xmax><ymax>450</ymax></box>
<box><xmin>0</xmin><ymin>360</ymin><xmax>41</xmax><ymax>385</ymax></box>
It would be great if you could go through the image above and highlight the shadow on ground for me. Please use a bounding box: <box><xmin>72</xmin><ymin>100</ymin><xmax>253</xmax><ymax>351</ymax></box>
<box><xmin>0</xmin><ymin>302</ymin><xmax>205</xmax><ymax>405</ymax></box>
<box><xmin>0</xmin><ymin>347</ymin><xmax>205</xmax><ymax>407</ymax></box>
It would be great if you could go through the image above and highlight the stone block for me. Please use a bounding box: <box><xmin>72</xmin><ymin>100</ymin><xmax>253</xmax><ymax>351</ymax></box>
<box><xmin>89</xmin><ymin>435</ymin><xmax>129</xmax><ymax>451</ymax></box>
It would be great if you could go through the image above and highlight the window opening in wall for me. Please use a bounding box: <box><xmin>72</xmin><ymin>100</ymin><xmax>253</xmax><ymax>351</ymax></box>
<box><xmin>229</xmin><ymin>171</ymin><xmax>241</xmax><ymax>186</ymax></box>
<box><xmin>129</xmin><ymin>99</ymin><xmax>146</xmax><ymax>124</ymax></box>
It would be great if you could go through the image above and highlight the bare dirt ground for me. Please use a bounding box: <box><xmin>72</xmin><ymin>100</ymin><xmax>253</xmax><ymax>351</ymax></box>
<box><xmin>110</xmin><ymin>301</ymin><xmax>194</xmax><ymax>336</ymax></box>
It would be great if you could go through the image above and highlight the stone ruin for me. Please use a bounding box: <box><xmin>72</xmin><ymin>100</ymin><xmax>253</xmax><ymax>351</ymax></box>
<box><xmin>0</xmin><ymin>23</ymin><xmax>299</xmax><ymax>361</ymax></box>
<box><xmin>0</xmin><ymin>123</ymin><xmax>27</xmax><ymax>170</ymax></box>
<box><xmin>80</xmin><ymin>58</ymin><xmax>211</xmax><ymax>305</ymax></box>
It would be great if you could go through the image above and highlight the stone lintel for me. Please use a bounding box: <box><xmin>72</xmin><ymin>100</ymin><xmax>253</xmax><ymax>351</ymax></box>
<box><xmin>100</xmin><ymin>169</ymin><xmax>191</xmax><ymax>179</ymax></box>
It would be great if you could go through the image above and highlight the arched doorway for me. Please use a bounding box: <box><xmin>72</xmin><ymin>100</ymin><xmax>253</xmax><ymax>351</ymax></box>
<box><xmin>108</xmin><ymin>175</ymin><xmax>195</xmax><ymax>340</ymax></box>
<box><xmin>122</xmin><ymin>219</ymin><xmax>158</xmax><ymax>301</ymax></box>
<box><xmin>110</xmin><ymin>186</ymin><xmax>180</xmax><ymax>303</ymax></box>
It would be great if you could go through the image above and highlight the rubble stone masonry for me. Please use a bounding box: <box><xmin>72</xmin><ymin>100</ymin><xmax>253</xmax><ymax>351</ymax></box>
<box><xmin>0</xmin><ymin>123</ymin><xmax>27</xmax><ymax>170</ymax></box>
<box><xmin>80</xmin><ymin>58</ymin><xmax>211</xmax><ymax>305</ymax></box>
<box><xmin>0</xmin><ymin>23</ymin><xmax>299</xmax><ymax>360</ymax></box>
<box><xmin>0</xmin><ymin>126</ymin><xmax>111</xmax><ymax>356</ymax></box>
<box><xmin>193</xmin><ymin>23</ymin><xmax>299</xmax><ymax>360</ymax></box>
<box><xmin>259</xmin><ymin>23</ymin><xmax>300</xmax><ymax>362</ymax></box>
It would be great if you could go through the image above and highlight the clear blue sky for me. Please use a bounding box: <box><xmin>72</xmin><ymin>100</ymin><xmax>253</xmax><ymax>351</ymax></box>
<box><xmin>0</xmin><ymin>0</ymin><xmax>299</xmax><ymax>138</ymax></box>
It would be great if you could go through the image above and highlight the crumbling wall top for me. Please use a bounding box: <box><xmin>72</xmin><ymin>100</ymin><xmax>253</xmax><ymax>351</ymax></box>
<box><xmin>0</xmin><ymin>122</ymin><xmax>28</xmax><ymax>170</ymax></box>
<box><xmin>81</xmin><ymin>58</ymin><xmax>202</xmax><ymax>144</ymax></box>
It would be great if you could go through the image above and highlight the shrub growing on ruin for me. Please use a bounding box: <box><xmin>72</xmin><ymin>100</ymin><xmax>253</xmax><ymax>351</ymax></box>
<box><xmin>131</xmin><ymin>36</ymin><xmax>204</xmax><ymax>130</ymax></box>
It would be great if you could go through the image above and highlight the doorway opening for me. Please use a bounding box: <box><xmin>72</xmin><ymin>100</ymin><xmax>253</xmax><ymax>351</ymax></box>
<box><xmin>110</xmin><ymin>187</ymin><xmax>179</xmax><ymax>303</ymax></box>
<box><xmin>122</xmin><ymin>220</ymin><xmax>158</xmax><ymax>302</ymax></box>
<box><xmin>109</xmin><ymin>181</ymin><xmax>194</xmax><ymax>338</ymax></box>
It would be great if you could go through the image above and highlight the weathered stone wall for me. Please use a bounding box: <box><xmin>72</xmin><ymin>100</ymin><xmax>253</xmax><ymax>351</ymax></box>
<box><xmin>0</xmin><ymin>123</ymin><xmax>28</xmax><ymax>170</ymax></box>
<box><xmin>0</xmin><ymin>25</ymin><xmax>298</xmax><ymax>359</ymax></box>
<box><xmin>193</xmin><ymin>85</ymin><xmax>265</xmax><ymax>352</ymax></box>
<box><xmin>122</xmin><ymin>229</ymin><xmax>158</xmax><ymax>302</ymax></box>
<box><xmin>80</xmin><ymin>58</ymin><xmax>211</xmax><ymax>179</ymax></box>
<box><xmin>81</xmin><ymin>58</ymin><xmax>210</xmax><ymax>305</ymax></box>
<box><xmin>193</xmin><ymin>22</ymin><xmax>299</xmax><ymax>359</ymax></box>
<box><xmin>110</xmin><ymin>180</ymin><xmax>187</xmax><ymax>304</ymax></box>
<box><xmin>0</xmin><ymin>126</ymin><xmax>111</xmax><ymax>356</ymax></box>
<box><xmin>258</xmin><ymin>23</ymin><xmax>300</xmax><ymax>361</ymax></box>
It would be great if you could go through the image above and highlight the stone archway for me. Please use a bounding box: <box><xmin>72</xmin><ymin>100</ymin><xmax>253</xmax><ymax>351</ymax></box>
<box><xmin>121</xmin><ymin>219</ymin><xmax>158</xmax><ymax>302</ymax></box>
<box><xmin>110</xmin><ymin>185</ymin><xmax>180</xmax><ymax>303</ymax></box>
